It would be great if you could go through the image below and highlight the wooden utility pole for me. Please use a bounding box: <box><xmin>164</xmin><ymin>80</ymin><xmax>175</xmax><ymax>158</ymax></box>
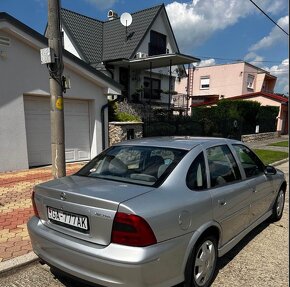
<box><xmin>47</xmin><ymin>0</ymin><xmax>66</xmax><ymax>178</ymax></box>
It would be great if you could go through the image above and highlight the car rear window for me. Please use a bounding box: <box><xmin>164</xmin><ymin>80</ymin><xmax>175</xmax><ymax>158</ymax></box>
<box><xmin>76</xmin><ymin>145</ymin><xmax>187</xmax><ymax>186</ymax></box>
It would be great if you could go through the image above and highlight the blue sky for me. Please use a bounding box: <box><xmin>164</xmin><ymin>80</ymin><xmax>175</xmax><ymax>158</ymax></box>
<box><xmin>1</xmin><ymin>0</ymin><xmax>289</xmax><ymax>94</ymax></box>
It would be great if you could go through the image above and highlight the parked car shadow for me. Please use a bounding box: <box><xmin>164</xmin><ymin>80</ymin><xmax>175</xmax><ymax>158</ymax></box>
<box><xmin>50</xmin><ymin>221</ymin><xmax>271</xmax><ymax>287</ymax></box>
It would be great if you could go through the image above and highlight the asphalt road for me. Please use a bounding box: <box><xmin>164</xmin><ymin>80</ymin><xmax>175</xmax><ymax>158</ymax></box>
<box><xmin>0</xmin><ymin>162</ymin><xmax>288</xmax><ymax>287</ymax></box>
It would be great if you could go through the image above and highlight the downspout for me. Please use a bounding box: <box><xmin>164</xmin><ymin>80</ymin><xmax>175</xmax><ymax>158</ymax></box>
<box><xmin>101</xmin><ymin>102</ymin><xmax>109</xmax><ymax>151</ymax></box>
<box><xmin>101</xmin><ymin>63</ymin><xmax>114</xmax><ymax>150</ymax></box>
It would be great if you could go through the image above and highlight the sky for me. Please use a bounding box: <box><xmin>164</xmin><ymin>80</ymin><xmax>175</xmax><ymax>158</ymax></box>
<box><xmin>0</xmin><ymin>0</ymin><xmax>289</xmax><ymax>94</ymax></box>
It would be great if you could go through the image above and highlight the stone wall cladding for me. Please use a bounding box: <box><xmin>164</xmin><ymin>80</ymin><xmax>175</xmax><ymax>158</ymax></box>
<box><xmin>241</xmin><ymin>132</ymin><xmax>279</xmax><ymax>143</ymax></box>
<box><xmin>109</xmin><ymin>122</ymin><xmax>143</xmax><ymax>146</ymax></box>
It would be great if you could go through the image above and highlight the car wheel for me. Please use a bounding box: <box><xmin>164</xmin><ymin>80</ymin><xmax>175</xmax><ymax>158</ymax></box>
<box><xmin>271</xmin><ymin>189</ymin><xmax>285</xmax><ymax>222</ymax></box>
<box><xmin>184</xmin><ymin>235</ymin><xmax>218</xmax><ymax>287</ymax></box>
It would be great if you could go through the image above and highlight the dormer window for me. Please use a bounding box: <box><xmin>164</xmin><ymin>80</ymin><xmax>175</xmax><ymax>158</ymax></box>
<box><xmin>148</xmin><ymin>30</ymin><xmax>166</xmax><ymax>56</ymax></box>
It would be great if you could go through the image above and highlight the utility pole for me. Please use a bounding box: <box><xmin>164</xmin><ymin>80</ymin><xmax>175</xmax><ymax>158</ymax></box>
<box><xmin>47</xmin><ymin>0</ymin><xmax>66</xmax><ymax>178</ymax></box>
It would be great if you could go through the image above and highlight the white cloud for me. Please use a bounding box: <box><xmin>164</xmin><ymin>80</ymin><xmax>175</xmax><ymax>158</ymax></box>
<box><xmin>265</xmin><ymin>59</ymin><xmax>289</xmax><ymax>94</ymax></box>
<box><xmin>194</xmin><ymin>58</ymin><xmax>216</xmax><ymax>67</ymax></box>
<box><xmin>244</xmin><ymin>52</ymin><xmax>264</xmax><ymax>63</ymax></box>
<box><xmin>165</xmin><ymin>0</ymin><xmax>286</xmax><ymax>52</ymax></box>
<box><xmin>84</xmin><ymin>0</ymin><xmax>117</xmax><ymax>10</ymax></box>
<box><xmin>249</xmin><ymin>16</ymin><xmax>289</xmax><ymax>51</ymax></box>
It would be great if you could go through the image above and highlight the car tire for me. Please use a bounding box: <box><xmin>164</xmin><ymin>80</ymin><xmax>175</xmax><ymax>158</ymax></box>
<box><xmin>184</xmin><ymin>235</ymin><xmax>218</xmax><ymax>287</ymax></box>
<box><xmin>271</xmin><ymin>189</ymin><xmax>285</xmax><ymax>222</ymax></box>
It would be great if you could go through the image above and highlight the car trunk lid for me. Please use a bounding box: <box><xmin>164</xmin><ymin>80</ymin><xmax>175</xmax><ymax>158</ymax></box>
<box><xmin>33</xmin><ymin>175</ymin><xmax>153</xmax><ymax>246</ymax></box>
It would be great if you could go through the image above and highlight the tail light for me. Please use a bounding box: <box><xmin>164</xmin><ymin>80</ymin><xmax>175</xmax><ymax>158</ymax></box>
<box><xmin>111</xmin><ymin>212</ymin><xmax>157</xmax><ymax>247</ymax></box>
<box><xmin>31</xmin><ymin>191</ymin><xmax>40</xmax><ymax>218</ymax></box>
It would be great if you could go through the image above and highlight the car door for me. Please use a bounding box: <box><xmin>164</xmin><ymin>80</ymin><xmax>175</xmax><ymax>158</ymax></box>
<box><xmin>232</xmin><ymin>144</ymin><xmax>275</xmax><ymax>224</ymax></box>
<box><xmin>206</xmin><ymin>144</ymin><xmax>252</xmax><ymax>245</ymax></box>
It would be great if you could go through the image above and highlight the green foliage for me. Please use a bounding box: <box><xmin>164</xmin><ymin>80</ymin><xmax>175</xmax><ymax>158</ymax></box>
<box><xmin>115</xmin><ymin>112</ymin><xmax>141</xmax><ymax>122</ymax></box>
<box><xmin>108</xmin><ymin>101</ymin><xmax>141</xmax><ymax>122</ymax></box>
<box><xmin>257</xmin><ymin>106</ymin><xmax>279</xmax><ymax>133</ymax></box>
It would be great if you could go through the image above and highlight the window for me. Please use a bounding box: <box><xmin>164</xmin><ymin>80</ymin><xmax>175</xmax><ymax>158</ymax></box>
<box><xmin>233</xmin><ymin>145</ymin><xmax>265</xmax><ymax>178</ymax></box>
<box><xmin>144</xmin><ymin>77</ymin><xmax>161</xmax><ymax>100</ymax></box>
<box><xmin>200</xmin><ymin>76</ymin><xmax>210</xmax><ymax>89</ymax></box>
<box><xmin>247</xmin><ymin>74</ymin><xmax>255</xmax><ymax>90</ymax></box>
<box><xmin>206</xmin><ymin>145</ymin><xmax>241</xmax><ymax>188</ymax></box>
<box><xmin>77</xmin><ymin>146</ymin><xmax>187</xmax><ymax>186</ymax></box>
<box><xmin>186</xmin><ymin>152</ymin><xmax>207</xmax><ymax>190</ymax></box>
<box><xmin>148</xmin><ymin>30</ymin><xmax>167</xmax><ymax>56</ymax></box>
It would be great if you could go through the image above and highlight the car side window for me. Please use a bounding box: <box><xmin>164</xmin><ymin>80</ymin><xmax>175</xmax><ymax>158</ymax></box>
<box><xmin>206</xmin><ymin>145</ymin><xmax>241</xmax><ymax>188</ymax></box>
<box><xmin>233</xmin><ymin>145</ymin><xmax>265</xmax><ymax>178</ymax></box>
<box><xmin>186</xmin><ymin>152</ymin><xmax>207</xmax><ymax>190</ymax></box>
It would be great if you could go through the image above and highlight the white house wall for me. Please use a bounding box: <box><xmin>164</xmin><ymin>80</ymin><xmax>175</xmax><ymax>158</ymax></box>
<box><xmin>62</xmin><ymin>27</ymin><xmax>82</xmax><ymax>59</ymax></box>
<box><xmin>0</xmin><ymin>27</ymin><xmax>110</xmax><ymax>172</ymax></box>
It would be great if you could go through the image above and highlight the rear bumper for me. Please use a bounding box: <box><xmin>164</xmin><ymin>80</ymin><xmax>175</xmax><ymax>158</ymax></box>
<box><xmin>27</xmin><ymin>216</ymin><xmax>189</xmax><ymax>287</ymax></box>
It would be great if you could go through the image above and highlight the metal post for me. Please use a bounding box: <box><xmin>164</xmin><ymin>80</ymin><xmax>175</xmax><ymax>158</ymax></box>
<box><xmin>168</xmin><ymin>59</ymin><xmax>172</xmax><ymax>110</ymax></box>
<box><xmin>47</xmin><ymin>0</ymin><xmax>66</xmax><ymax>178</ymax></box>
<box><xmin>186</xmin><ymin>63</ymin><xmax>190</xmax><ymax>116</ymax></box>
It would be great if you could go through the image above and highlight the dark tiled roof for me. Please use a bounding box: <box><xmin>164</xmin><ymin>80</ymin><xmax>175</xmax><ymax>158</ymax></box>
<box><xmin>103</xmin><ymin>5</ymin><xmax>162</xmax><ymax>61</ymax></box>
<box><xmin>60</xmin><ymin>5</ymin><xmax>164</xmax><ymax>63</ymax></box>
<box><xmin>61</xmin><ymin>9</ymin><xmax>104</xmax><ymax>64</ymax></box>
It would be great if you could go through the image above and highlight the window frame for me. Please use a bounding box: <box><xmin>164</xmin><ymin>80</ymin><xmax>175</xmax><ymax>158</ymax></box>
<box><xmin>247</xmin><ymin>74</ymin><xmax>255</xmax><ymax>90</ymax></box>
<box><xmin>200</xmin><ymin>76</ymin><xmax>210</xmax><ymax>90</ymax></box>
<box><xmin>148</xmin><ymin>30</ymin><xmax>167</xmax><ymax>56</ymax></box>
<box><xmin>186</xmin><ymin>152</ymin><xmax>207</xmax><ymax>191</ymax></box>
<box><xmin>206</xmin><ymin>144</ymin><xmax>242</xmax><ymax>188</ymax></box>
<box><xmin>143</xmin><ymin>77</ymin><xmax>161</xmax><ymax>100</ymax></box>
<box><xmin>232</xmin><ymin>144</ymin><xmax>265</xmax><ymax>179</ymax></box>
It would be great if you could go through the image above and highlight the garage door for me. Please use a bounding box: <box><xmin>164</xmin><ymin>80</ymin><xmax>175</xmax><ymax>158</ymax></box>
<box><xmin>24</xmin><ymin>96</ymin><xmax>91</xmax><ymax>167</ymax></box>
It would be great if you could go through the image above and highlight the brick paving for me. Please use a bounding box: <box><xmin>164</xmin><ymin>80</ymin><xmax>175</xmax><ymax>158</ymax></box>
<box><xmin>0</xmin><ymin>163</ymin><xmax>84</xmax><ymax>262</ymax></box>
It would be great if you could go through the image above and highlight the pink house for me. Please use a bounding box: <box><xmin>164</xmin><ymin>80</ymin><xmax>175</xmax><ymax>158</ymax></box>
<box><xmin>175</xmin><ymin>62</ymin><xmax>288</xmax><ymax>134</ymax></box>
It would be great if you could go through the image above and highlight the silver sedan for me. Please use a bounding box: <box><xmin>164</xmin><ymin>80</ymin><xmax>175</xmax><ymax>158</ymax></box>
<box><xmin>28</xmin><ymin>137</ymin><xmax>286</xmax><ymax>287</ymax></box>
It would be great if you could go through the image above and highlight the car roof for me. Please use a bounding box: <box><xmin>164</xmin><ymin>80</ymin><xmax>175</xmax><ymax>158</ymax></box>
<box><xmin>114</xmin><ymin>136</ymin><xmax>241</xmax><ymax>151</ymax></box>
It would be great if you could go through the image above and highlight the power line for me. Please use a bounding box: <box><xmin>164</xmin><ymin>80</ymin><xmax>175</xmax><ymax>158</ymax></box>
<box><xmin>248</xmin><ymin>0</ymin><xmax>289</xmax><ymax>36</ymax></box>
<box><xmin>195</xmin><ymin>55</ymin><xmax>286</xmax><ymax>64</ymax></box>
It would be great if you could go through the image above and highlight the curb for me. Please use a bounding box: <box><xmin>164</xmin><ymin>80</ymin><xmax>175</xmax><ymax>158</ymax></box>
<box><xmin>0</xmin><ymin>252</ymin><xmax>38</xmax><ymax>275</ymax></box>
<box><xmin>272</xmin><ymin>158</ymin><xmax>289</xmax><ymax>167</ymax></box>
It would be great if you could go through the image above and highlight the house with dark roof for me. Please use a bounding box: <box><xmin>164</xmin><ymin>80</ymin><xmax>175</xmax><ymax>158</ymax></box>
<box><xmin>0</xmin><ymin>12</ymin><xmax>122</xmax><ymax>172</ymax></box>
<box><xmin>60</xmin><ymin>4</ymin><xmax>199</xmax><ymax>108</ymax></box>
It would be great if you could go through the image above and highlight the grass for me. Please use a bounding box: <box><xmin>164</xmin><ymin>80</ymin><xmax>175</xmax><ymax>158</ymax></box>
<box><xmin>268</xmin><ymin>140</ymin><xmax>288</xmax><ymax>147</ymax></box>
<box><xmin>253</xmin><ymin>149</ymin><xmax>289</xmax><ymax>165</ymax></box>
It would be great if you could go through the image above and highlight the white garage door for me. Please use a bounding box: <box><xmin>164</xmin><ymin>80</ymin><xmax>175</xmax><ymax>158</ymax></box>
<box><xmin>24</xmin><ymin>96</ymin><xmax>91</xmax><ymax>167</ymax></box>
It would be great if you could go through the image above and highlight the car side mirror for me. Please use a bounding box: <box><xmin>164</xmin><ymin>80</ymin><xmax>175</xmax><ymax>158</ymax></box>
<box><xmin>264</xmin><ymin>165</ymin><xmax>277</xmax><ymax>175</ymax></box>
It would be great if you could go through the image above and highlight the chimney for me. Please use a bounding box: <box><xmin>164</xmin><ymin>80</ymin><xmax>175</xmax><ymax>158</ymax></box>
<box><xmin>107</xmin><ymin>10</ymin><xmax>118</xmax><ymax>20</ymax></box>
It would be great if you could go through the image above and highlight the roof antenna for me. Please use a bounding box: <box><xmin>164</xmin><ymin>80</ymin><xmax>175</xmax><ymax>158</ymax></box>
<box><xmin>120</xmin><ymin>12</ymin><xmax>132</xmax><ymax>42</ymax></box>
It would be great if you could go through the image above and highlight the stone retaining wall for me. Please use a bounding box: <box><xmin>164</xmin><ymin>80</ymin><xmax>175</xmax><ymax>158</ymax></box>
<box><xmin>109</xmin><ymin>122</ymin><xmax>143</xmax><ymax>146</ymax></box>
<box><xmin>241</xmin><ymin>132</ymin><xmax>279</xmax><ymax>143</ymax></box>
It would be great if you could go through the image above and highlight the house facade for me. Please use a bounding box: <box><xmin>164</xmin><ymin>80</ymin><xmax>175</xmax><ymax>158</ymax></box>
<box><xmin>176</xmin><ymin>62</ymin><xmax>277</xmax><ymax>104</ymax></box>
<box><xmin>175</xmin><ymin>62</ymin><xmax>288</xmax><ymax>134</ymax></box>
<box><xmin>0</xmin><ymin>13</ymin><xmax>121</xmax><ymax>172</ymax></box>
<box><xmin>60</xmin><ymin>5</ymin><xmax>199</xmax><ymax>109</ymax></box>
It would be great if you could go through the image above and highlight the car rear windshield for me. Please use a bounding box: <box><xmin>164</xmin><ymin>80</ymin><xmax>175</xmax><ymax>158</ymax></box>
<box><xmin>76</xmin><ymin>145</ymin><xmax>188</xmax><ymax>186</ymax></box>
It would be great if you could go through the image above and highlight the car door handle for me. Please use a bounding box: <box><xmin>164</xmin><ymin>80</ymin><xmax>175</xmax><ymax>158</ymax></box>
<box><xmin>218</xmin><ymin>199</ymin><xmax>227</xmax><ymax>206</ymax></box>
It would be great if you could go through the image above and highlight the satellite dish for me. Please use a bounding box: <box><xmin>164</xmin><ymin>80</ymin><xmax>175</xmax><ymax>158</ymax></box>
<box><xmin>120</xmin><ymin>12</ymin><xmax>132</xmax><ymax>27</ymax></box>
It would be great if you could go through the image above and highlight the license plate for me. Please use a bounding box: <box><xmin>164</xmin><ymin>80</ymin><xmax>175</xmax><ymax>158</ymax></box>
<box><xmin>47</xmin><ymin>206</ymin><xmax>89</xmax><ymax>232</ymax></box>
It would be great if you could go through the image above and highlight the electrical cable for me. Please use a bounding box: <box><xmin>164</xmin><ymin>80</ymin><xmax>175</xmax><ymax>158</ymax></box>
<box><xmin>248</xmin><ymin>0</ymin><xmax>289</xmax><ymax>36</ymax></box>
